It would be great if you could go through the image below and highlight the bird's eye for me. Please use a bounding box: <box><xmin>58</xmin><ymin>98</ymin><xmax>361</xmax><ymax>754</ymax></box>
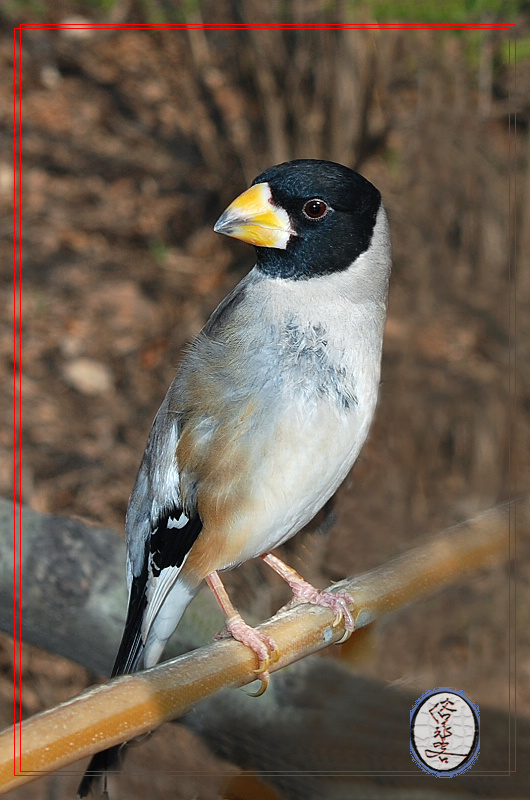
<box><xmin>302</xmin><ymin>199</ymin><xmax>329</xmax><ymax>219</ymax></box>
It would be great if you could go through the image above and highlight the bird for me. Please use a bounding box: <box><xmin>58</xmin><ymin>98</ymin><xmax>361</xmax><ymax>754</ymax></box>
<box><xmin>77</xmin><ymin>158</ymin><xmax>391</xmax><ymax>797</ymax></box>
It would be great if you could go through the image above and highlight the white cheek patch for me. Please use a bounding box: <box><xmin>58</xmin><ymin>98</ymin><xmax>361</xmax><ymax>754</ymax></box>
<box><xmin>273</xmin><ymin>227</ymin><xmax>294</xmax><ymax>250</ymax></box>
<box><xmin>261</xmin><ymin>184</ymin><xmax>296</xmax><ymax>250</ymax></box>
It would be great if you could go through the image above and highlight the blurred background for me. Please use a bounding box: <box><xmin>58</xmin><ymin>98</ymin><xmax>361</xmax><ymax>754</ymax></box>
<box><xmin>1</xmin><ymin>1</ymin><xmax>527</xmax><ymax>797</ymax></box>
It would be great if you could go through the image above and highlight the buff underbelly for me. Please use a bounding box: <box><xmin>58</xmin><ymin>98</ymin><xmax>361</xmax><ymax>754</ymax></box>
<box><xmin>179</xmin><ymin>394</ymin><xmax>361</xmax><ymax>584</ymax></box>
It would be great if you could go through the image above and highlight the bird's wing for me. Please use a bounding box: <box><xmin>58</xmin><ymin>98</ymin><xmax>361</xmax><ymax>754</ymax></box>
<box><xmin>110</xmin><ymin>395</ymin><xmax>204</xmax><ymax>674</ymax></box>
<box><xmin>113</xmin><ymin>503</ymin><xmax>203</xmax><ymax>675</ymax></box>
<box><xmin>113</xmin><ymin>272</ymin><xmax>261</xmax><ymax>675</ymax></box>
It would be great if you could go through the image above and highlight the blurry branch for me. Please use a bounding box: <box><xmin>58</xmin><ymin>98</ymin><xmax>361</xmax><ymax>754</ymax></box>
<box><xmin>478</xmin><ymin>27</ymin><xmax>493</xmax><ymax>119</ymax></box>
<box><xmin>244</xmin><ymin>22</ymin><xmax>291</xmax><ymax>165</ymax></box>
<box><xmin>165</xmin><ymin>8</ymin><xmax>393</xmax><ymax>184</ymax></box>
<box><xmin>330</xmin><ymin>27</ymin><xmax>368</xmax><ymax>165</ymax></box>
<box><xmin>175</xmin><ymin>54</ymin><xmax>227</xmax><ymax>177</ymax></box>
<box><xmin>288</xmin><ymin>28</ymin><xmax>328</xmax><ymax>159</ymax></box>
<box><xmin>184</xmin><ymin>21</ymin><xmax>259</xmax><ymax>182</ymax></box>
<box><xmin>1</xmin><ymin>500</ymin><xmax>512</xmax><ymax>794</ymax></box>
<box><xmin>37</xmin><ymin>14</ymin><xmax>509</xmax><ymax>199</ymax></box>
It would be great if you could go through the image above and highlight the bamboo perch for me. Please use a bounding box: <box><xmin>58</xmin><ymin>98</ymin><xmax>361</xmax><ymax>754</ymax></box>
<box><xmin>1</xmin><ymin>504</ymin><xmax>509</xmax><ymax>794</ymax></box>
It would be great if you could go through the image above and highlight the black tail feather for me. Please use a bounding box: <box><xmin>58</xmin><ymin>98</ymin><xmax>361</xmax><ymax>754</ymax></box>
<box><xmin>76</xmin><ymin>745</ymin><xmax>122</xmax><ymax>798</ymax></box>
<box><xmin>76</xmin><ymin>566</ymin><xmax>147</xmax><ymax>798</ymax></box>
<box><xmin>110</xmin><ymin>544</ymin><xmax>150</xmax><ymax>677</ymax></box>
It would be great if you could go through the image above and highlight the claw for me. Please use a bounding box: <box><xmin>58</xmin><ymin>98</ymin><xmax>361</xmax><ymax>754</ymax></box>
<box><xmin>224</xmin><ymin>614</ymin><xmax>280</xmax><ymax>693</ymax></box>
<box><xmin>246</xmin><ymin>671</ymin><xmax>270</xmax><ymax>696</ymax></box>
<box><xmin>271</xmin><ymin>644</ymin><xmax>281</xmax><ymax>663</ymax></box>
<box><xmin>335</xmin><ymin>627</ymin><xmax>353</xmax><ymax>645</ymax></box>
<box><xmin>253</xmin><ymin>656</ymin><xmax>271</xmax><ymax>675</ymax></box>
<box><xmin>251</xmin><ymin>640</ymin><xmax>280</xmax><ymax>675</ymax></box>
<box><xmin>329</xmin><ymin>593</ymin><xmax>355</xmax><ymax>634</ymax></box>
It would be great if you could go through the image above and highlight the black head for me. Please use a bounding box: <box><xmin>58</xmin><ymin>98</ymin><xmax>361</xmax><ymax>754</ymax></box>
<box><xmin>251</xmin><ymin>159</ymin><xmax>382</xmax><ymax>279</ymax></box>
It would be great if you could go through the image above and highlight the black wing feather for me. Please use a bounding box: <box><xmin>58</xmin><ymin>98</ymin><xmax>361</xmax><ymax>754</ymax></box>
<box><xmin>111</xmin><ymin>506</ymin><xmax>203</xmax><ymax>676</ymax></box>
<box><xmin>76</xmin><ymin>746</ymin><xmax>122</xmax><ymax>798</ymax></box>
<box><xmin>149</xmin><ymin>508</ymin><xmax>203</xmax><ymax>575</ymax></box>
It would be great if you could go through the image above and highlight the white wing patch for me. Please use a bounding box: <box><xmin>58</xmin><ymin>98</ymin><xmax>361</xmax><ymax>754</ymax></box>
<box><xmin>166</xmin><ymin>512</ymin><xmax>189</xmax><ymax>529</ymax></box>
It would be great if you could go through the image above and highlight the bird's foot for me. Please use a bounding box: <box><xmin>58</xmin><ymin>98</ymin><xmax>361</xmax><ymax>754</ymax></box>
<box><xmin>224</xmin><ymin>613</ymin><xmax>280</xmax><ymax>694</ymax></box>
<box><xmin>290</xmin><ymin>583</ymin><xmax>355</xmax><ymax>643</ymax></box>
<box><xmin>261</xmin><ymin>553</ymin><xmax>355</xmax><ymax>643</ymax></box>
<box><xmin>206</xmin><ymin>570</ymin><xmax>280</xmax><ymax>693</ymax></box>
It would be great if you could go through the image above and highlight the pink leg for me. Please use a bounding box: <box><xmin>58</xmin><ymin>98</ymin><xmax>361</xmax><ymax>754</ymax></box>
<box><xmin>261</xmin><ymin>552</ymin><xmax>355</xmax><ymax>641</ymax></box>
<box><xmin>205</xmin><ymin>571</ymin><xmax>279</xmax><ymax>693</ymax></box>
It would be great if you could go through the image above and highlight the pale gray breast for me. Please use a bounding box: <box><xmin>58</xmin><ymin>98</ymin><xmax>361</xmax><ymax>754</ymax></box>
<box><xmin>175</xmin><ymin>269</ymin><xmax>361</xmax><ymax>419</ymax></box>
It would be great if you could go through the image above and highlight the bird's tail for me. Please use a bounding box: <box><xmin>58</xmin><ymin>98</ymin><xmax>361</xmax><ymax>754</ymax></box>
<box><xmin>76</xmin><ymin>746</ymin><xmax>122</xmax><ymax>798</ymax></box>
<box><xmin>76</xmin><ymin>572</ymin><xmax>148</xmax><ymax>797</ymax></box>
<box><xmin>76</xmin><ymin>574</ymin><xmax>198</xmax><ymax>796</ymax></box>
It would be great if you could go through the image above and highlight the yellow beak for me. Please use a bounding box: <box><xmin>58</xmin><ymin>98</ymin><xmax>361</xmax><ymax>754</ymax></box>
<box><xmin>214</xmin><ymin>182</ymin><xmax>295</xmax><ymax>249</ymax></box>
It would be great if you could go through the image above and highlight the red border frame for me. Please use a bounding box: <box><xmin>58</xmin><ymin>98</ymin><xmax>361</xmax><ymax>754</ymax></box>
<box><xmin>13</xmin><ymin>20</ymin><xmax>517</xmax><ymax>781</ymax></box>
